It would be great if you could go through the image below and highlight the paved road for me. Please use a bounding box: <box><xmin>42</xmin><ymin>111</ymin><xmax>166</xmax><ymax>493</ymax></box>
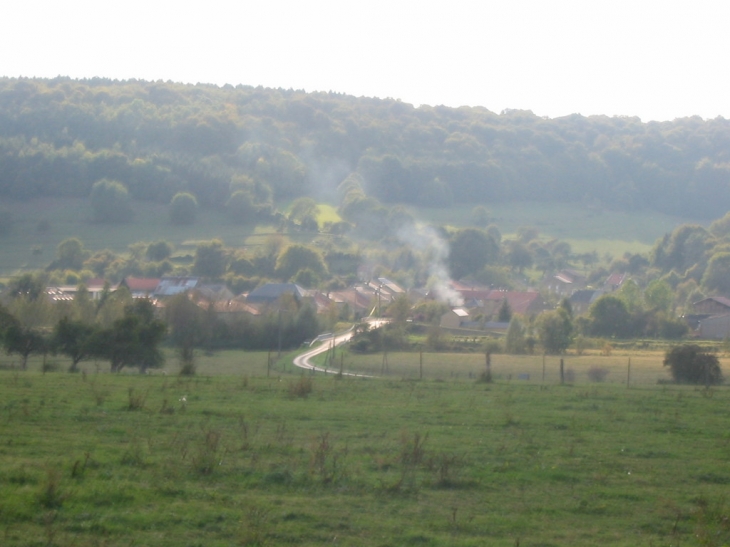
<box><xmin>292</xmin><ymin>319</ymin><xmax>389</xmax><ymax>377</ymax></box>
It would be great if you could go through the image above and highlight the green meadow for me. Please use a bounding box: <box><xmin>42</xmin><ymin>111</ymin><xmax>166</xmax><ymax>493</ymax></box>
<box><xmin>2</xmin><ymin>349</ymin><xmax>730</xmax><ymax>546</ymax></box>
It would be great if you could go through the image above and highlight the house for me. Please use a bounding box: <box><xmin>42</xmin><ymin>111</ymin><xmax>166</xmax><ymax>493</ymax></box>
<box><xmin>246</xmin><ymin>283</ymin><xmax>307</xmax><ymax>304</ymax></box>
<box><xmin>698</xmin><ymin>314</ymin><xmax>730</xmax><ymax>340</ymax></box>
<box><xmin>604</xmin><ymin>272</ymin><xmax>627</xmax><ymax>292</ymax></box>
<box><xmin>199</xmin><ymin>296</ymin><xmax>262</xmax><ymax>324</ymax></box>
<box><xmin>45</xmin><ymin>278</ymin><xmax>112</xmax><ymax>302</ymax></box>
<box><xmin>569</xmin><ymin>289</ymin><xmax>603</xmax><ymax>315</ymax></box>
<box><xmin>548</xmin><ymin>269</ymin><xmax>586</xmax><ymax>296</ymax></box>
<box><xmin>195</xmin><ymin>284</ymin><xmax>235</xmax><ymax>302</ymax></box>
<box><xmin>687</xmin><ymin>297</ymin><xmax>730</xmax><ymax>335</ymax></box>
<box><xmin>327</xmin><ymin>288</ymin><xmax>373</xmax><ymax>317</ymax></box>
<box><xmin>440</xmin><ymin>307</ymin><xmax>470</xmax><ymax>329</ymax></box>
<box><xmin>693</xmin><ymin>296</ymin><xmax>730</xmax><ymax>316</ymax></box>
<box><xmin>303</xmin><ymin>289</ymin><xmax>335</xmax><ymax>314</ymax></box>
<box><xmin>154</xmin><ymin>276</ymin><xmax>201</xmax><ymax>297</ymax></box>
<box><xmin>119</xmin><ymin>277</ymin><xmax>160</xmax><ymax>298</ymax></box>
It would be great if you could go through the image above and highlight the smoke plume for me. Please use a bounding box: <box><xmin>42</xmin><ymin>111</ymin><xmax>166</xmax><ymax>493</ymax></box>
<box><xmin>397</xmin><ymin>222</ymin><xmax>463</xmax><ymax>307</ymax></box>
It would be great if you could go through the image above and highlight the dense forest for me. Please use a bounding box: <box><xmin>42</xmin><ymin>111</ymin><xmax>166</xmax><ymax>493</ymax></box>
<box><xmin>1</xmin><ymin>77</ymin><xmax>730</xmax><ymax>218</ymax></box>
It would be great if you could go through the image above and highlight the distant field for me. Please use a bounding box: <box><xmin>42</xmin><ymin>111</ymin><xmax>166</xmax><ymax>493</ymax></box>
<box><xmin>412</xmin><ymin>201</ymin><xmax>700</xmax><ymax>255</ymax></box>
<box><xmin>0</xmin><ymin>198</ymin><xmax>324</xmax><ymax>278</ymax></box>
<box><xmin>0</xmin><ymin>197</ymin><xmax>700</xmax><ymax>277</ymax></box>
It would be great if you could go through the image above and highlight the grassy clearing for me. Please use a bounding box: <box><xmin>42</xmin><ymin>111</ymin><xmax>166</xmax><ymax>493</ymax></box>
<box><xmin>0</xmin><ymin>198</ymin><xmax>332</xmax><ymax>278</ymax></box>
<box><xmin>2</xmin><ymin>349</ymin><xmax>730</xmax><ymax>546</ymax></box>
<box><xmin>411</xmin><ymin>201</ymin><xmax>699</xmax><ymax>254</ymax></box>
<box><xmin>0</xmin><ymin>197</ymin><xmax>699</xmax><ymax>277</ymax></box>
<box><xmin>315</xmin><ymin>203</ymin><xmax>342</xmax><ymax>227</ymax></box>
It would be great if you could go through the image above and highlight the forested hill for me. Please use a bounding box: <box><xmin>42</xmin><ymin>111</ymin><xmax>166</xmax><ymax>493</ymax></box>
<box><xmin>1</xmin><ymin>77</ymin><xmax>729</xmax><ymax>218</ymax></box>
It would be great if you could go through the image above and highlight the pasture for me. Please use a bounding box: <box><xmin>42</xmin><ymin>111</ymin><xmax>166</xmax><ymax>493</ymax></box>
<box><xmin>1</xmin><ymin>349</ymin><xmax>730</xmax><ymax>546</ymax></box>
<box><xmin>0</xmin><ymin>197</ymin><xmax>699</xmax><ymax>277</ymax></box>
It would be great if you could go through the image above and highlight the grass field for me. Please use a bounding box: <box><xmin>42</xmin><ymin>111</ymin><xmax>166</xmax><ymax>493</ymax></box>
<box><xmin>0</xmin><ymin>197</ymin><xmax>700</xmax><ymax>277</ymax></box>
<box><xmin>0</xmin><ymin>198</ymin><xmax>345</xmax><ymax>278</ymax></box>
<box><xmin>2</xmin><ymin>349</ymin><xmax>730</xmax><ymax>546</ymax></box>
<box><xmin>412</xmin><ymin>201</ymin><xmax>700</xmax><ymax>256</ymax></box>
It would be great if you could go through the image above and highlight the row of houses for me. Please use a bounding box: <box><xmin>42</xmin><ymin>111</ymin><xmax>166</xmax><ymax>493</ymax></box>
<box><xmin>45</xmin><ymin>272</ymin><xmax>730</xmax><ymax>340</ymax></box>
<box><xmin>45</xmin><ymin>275</ymin><xmax>409</xmax><ymax>321</ymax></box>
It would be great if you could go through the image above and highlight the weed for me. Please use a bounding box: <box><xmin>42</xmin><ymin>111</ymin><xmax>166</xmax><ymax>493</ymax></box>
<box><xmin>71</xmin><ymin>452</ymin><xmax>91</xmax><ymax>478</ymax></box>
<box><xmin>238</xmin><ymin>505</ymin><xmax>270</xmax><ymax>546</ymax></box>
<box><xmin>127</xmin><ymin>387</ymin><xmax>147</xmax><ymax>411</ymax></box>
<box><xmin>287</xmin><ymin>376</ymin><xmax>313</xmax><ymax>398</ymax></box>
<box><xmin>42</xmin><ymin>361</ymin><xmax>60</xmax><ymax>373</ymax></box>
<box><xmin>89</xmin><ymin>382</ymin><xmax>108</xmax><ymax>406</ymax></box>
<box><xmin>238</xmin><ymin>414</ymin><xmax>259</xmax><ymax>451</ymax></box>
<box><xmin>42</xmin><ymin>510</ymin><xmax>58</xmax><ymax>546</ymax></box>
<box><xmin>390</xmin><ymin>431</ymin><xmax>428</xmax><ymax>491</ymax></box>
<box><xmin>192</xmin><ymin>428</ymin><xmax>224</xmax><ymax>475</ymax></box>
<box><xmin>159</xmin><ymin>398</ymin><xmax>174</xmax><ymax>414</ymax></box>
<box><xmin>428</xmin><ymin>452</ymin><xmax>464</xmax><ymax>487</ymax></box>
<box><xmin>309</xmin><ymin>432</ymin><xmax>348</xmax><ymax>484</ymax></box>
<box><xmin>691</xmin><ymin>496</ymin><xmax>730</xmax><ymax>546</ymax></box>
<box><xmin>38</xmin><ymin>468</ymin><xmax>66</xmax><ymax>509</ymax></box>
<box><xmin>121</xmin><ymin>437</ymin><xmax>146</xmax><ymax>467</ymax></box>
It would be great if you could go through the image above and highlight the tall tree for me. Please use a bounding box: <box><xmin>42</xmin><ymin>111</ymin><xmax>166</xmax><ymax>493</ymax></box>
<box><xmin>449</xmin><ymin>228</ymin><xmax>499</xmax><ymax>280</ymax></box>
<box><xmin>52</xmin><ymin>317</ymin><xmax>97</xmax><ymax>372</ymax></box>
<box><xmin>4</xmin><ymin>323</ymin><xmax>45</xmax><ymax>370</ymax></box>
<box><xmin>90</xmin><ymin>299</ymin><xmax>166</xmax><ymax>373</ymax></box>
<box><xmin>193</xmin><ymin>239</ymin><xmax>227</xmax><ymax>279</ymax></box>
<box><xmin>275</xmin><ymin>244</ymin><xmax>327</xmax><ymax>281</ymax></box>
<box><xmin>537</xmin><ymin>308</ymin><xmax>573</xmax><ymax>354</ymax></box>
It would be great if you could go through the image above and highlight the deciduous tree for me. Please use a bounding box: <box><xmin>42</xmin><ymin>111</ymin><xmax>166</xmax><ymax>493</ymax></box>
<box><xmin>169</xmin><ymin>192</ymin><xmax>198</xmax><ymax>225</ymax></box>
<box><xmin>90</xmin><ymin>179</ymin><xmax>133</xmax><ymax>223</ymax></box>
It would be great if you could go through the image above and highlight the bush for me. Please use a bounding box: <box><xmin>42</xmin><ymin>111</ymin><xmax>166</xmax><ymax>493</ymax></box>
<box><xmin>90</xmin><ymin>179</ymin><xmax>133</xmax><ymax>223</ymax></box>
<box><xmin>663</xmin><ymin>344</ymin><xmax>723</xmax><ymax>385</ymax></box>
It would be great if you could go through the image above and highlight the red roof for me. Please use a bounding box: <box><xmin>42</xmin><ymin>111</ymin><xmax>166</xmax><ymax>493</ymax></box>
<box><xmin>122</xmin><ymin>277</ymin><xmax>160</xmax><ymax>292</ymax></box>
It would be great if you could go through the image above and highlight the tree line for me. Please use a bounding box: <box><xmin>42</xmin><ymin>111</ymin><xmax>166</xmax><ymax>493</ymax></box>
<box><xmin>1</xmin><ymin>77</ymin><xmax>729</xmax><ymax>219</ymax></box>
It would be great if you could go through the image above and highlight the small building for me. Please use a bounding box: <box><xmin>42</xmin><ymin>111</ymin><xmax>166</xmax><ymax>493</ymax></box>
<box><xmin>440</xmin><ymin>307</ymin><xmax>471</xmax><ymax>329</ymax></box>
<box><xmin>693</xmin><ymin>296</ymin><xmax>730</xmax><ymax>316</ymax></box>
<box><xmin>569</xmin><ymin>289</ymin><xmax>603</xmax><ymax>316</ymax></box>
<box><xmin>154</xmin><ymin>276</ymin><xmax>201</xmax><ymax>298</ymax></box>
<box><xmin>246</xmin><ymin>283</ymin><xmax>307</xmax><ymax>304</ymax></box>
<box><xmin>699</xmin><ymin>314</ymin><xmax>730</xmax><ymax>339</ymax></box>
<box><xmin>604</xmin><ymin>272</ymin><xmax>627</xmax><ymax>292</ymax></box>
<box><xmin>119</xmin><ymin>277</ymin><xmax>160</xmax><ymax>298</ymax></box>
<box><xmin>195</xmin><ymin>284</ymin><xmax>235</xmax><ymax>302</ymax></box>
<box><xmin>548</xmin><ymin>269</ymin><xmax>586</xmax><ymax>296</ymax></box>
<box><xmin>46</xmin><ymin>278</ymin><xmax>113</xmax><ymax>302</ymax></box>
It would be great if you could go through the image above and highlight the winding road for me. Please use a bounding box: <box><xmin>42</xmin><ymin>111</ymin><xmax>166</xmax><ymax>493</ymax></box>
<box><xmin>292</xmin><ymin>319</ymin><xmax>388</xmax><ymax>377</ymax></box>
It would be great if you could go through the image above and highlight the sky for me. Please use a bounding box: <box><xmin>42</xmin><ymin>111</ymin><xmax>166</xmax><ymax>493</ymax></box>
<box><xmin>2</xmin><ymin>0</ymin><xmax>728</xmax><ymax>122</ymax></box>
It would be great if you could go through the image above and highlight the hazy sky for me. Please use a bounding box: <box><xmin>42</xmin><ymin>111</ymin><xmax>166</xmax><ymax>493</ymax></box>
<box><xmin>3</xmin><ymin>0</ymin><xmax>727</xmax><ymax>121</ymax></box>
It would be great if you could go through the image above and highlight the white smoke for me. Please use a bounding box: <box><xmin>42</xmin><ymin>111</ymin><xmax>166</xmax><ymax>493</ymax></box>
<box><xmin>396</xmin><ymin>222</ymin><xmax>464</xmax><ymax>307</ymax></box>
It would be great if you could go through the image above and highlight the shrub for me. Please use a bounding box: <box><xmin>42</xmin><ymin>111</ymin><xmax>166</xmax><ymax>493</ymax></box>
<box><xmin>169</xmin><ymin>192</ymin><xmax>197</xmax><ymax>225</ymax></box>
<box><xmin>288</xmin><ymin>376</ymin><xmax>313</xmax><ymax>398</ymax></box>
<box><xmin>664</xmin><ymin>344</ymin><xmax>723</xmax><ymax>385</ymax></box>
<box><xmin>587</xmin><ymin>366</ymin><xmax>610</xmax><ymax>383</ymax></box>
<box><xmin>90</xmin><ymin>179</ymin><xmax>133</xmax><ymax>223</ymax></box>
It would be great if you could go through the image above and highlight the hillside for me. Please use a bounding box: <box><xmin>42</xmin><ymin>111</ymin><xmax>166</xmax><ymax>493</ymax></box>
<box><xmin>0</xmin><ymin>77</ymin><xmax>729</xmax><ymax>219</ymax></box>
